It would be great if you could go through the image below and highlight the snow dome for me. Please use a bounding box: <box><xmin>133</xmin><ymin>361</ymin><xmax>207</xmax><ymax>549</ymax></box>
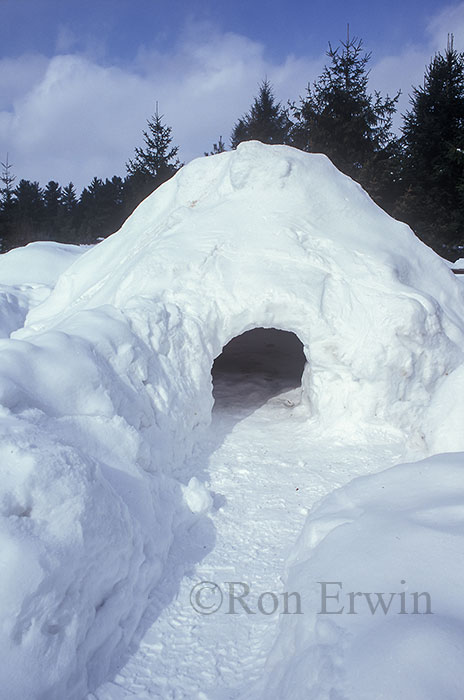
<box><xmin>22</xmin><ymin>140</ymin><xmax>464</xmax><ymax>447</ymax></box>
<box><xmin>1</xmin><ymin>141</ymin><xmax>464</xmax><ymax>698</ymax></box>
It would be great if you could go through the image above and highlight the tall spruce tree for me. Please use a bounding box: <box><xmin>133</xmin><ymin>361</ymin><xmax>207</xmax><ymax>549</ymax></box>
<box><xmin>231</xmin><ymin>80</ymin><xmax>292</xmax><ymax>148</ymax></box>
<box><xmin>291</xmin><ymin>36</ymin><xmax>399</xmax><ymax>206</ymax></box>
<box><xmin>126</xmin><ymin>107</ymin><xmax>181</xmax><ymax>209</ymax></box>
<box><xmin>399</xmin><ymin>37</ymin><xmax>464</xmax><ymax>254</ymax></box>
<box><xmin>0</xmin><ymin>154</ymin><xmax>16</xmax><ymax>252</ymax></box>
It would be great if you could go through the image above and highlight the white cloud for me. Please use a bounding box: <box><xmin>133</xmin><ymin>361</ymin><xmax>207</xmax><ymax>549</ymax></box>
<box><xmin>0</xmin><ymin>29</ymin><xmax>321</xmax><ymax>192</ymax></box>
<box><xmin>0</xmin><ymin>54</ymin><xmax>48</xmax><ymax>111</ymax></box>
<box><xmin>0</xmin><ymin>54</ymin><xmax>151</xmax><ymax>190</ymax></box>
<box><xmin>135</xmin><ymin>29</ymin><xmax>322</xmax><ymax>163</ymax></box>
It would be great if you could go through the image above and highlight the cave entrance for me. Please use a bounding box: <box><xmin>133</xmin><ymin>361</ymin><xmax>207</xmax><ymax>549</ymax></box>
<box><xmin>211</xmin><ymin>327</ymin><xmax>306</xmax><ymax>411</ymax></box>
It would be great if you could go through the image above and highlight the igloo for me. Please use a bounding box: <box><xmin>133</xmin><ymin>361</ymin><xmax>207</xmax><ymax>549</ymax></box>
<box><xmin>1</xmin><ymin>141</ymin><xmax>464</xmax><ymax>698</ymax></box>
<box><xmin>23</xmin><ymin>140</ymin><xmax>464</xmax><ymax>445</ymax></box>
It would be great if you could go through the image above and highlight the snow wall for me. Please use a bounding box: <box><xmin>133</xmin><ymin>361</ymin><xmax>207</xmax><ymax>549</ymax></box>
<box><xmin>0</xmin><ymin>141</ymin><xmax>464</xmax><ymax>698</ymax></box>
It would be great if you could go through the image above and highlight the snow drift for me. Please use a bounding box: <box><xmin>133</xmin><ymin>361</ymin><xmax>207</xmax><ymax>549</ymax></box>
<box><xmin>250</xmin><ymin>452</ymin><xmax>464</xmax><ymax>700</ymax></box>
<box><xmin>0</xmin><ymin>242</ymin><xmax>89</xmax><ymax>338</ymax></box>
<box><xmin>0</xmin><ymin>141</ymin><xmax>463</xmax><ymax>698</ymax></box>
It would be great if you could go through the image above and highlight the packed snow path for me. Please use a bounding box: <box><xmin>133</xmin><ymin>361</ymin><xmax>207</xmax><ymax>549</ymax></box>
<box><xmin>92</xmin><ymin>336</ymin><xmax>405</xmax><ymax>700</ymax></box>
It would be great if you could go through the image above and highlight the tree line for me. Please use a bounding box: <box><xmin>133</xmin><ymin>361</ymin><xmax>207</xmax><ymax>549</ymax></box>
<box><xmin>1</xmin><ymin>35</ymin><xmax>464</xmax><ymax>260</ymax></box>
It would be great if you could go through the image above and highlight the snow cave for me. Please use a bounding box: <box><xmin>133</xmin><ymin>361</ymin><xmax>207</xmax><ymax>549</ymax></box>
<box><xmin>0</xmin><ymin>141</ymin><xmax>464</xmax><ymax>699</ymax></box>
<box><xmin>211</xmin><ymin>327</ymin><xmax>306</xmax><ymax>409</ymax></box>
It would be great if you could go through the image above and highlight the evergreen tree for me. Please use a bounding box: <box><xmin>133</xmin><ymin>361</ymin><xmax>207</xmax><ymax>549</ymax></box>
<box><xmin>76</xmin><ymin>176</ymin><xmax>127</xmax><ymax>243</ymax></box>
<box><xmin>44</xmin><ymin>181</ymin><xmax>62</xmax><ymax>215</ymax></box>
<box><xmin>98</xmin><ymin>176</ymin><xmax>126</xmax><ymax>236</ymax></box>
<box><xmin>126</xmin><ymin>107</ymin><xmax>181</xmax><ymax>209</ymax></box>
<box><xmin>399</xmin><ymin>37</ymin><xmax>464</xmax><ymax>253</ymax></box>
<box><xmin>61</xmin><ymin>182</ymin><xmax>78</xmax><ymax>213</ymax></box>
<box><xmin>291</xmin><ymin>36</ymin><xmax>399</xmax><ymax>205</ymax></box>
<box><xmin>13</xmin><ymin>179</ymin><xmax>45</xmax><ymax>245</ymax></box>
<box><xmin>43</xmin><ymin>180</ymin><xmax>62</xmax><ymax>238</ymax></box>
<box><xmin>231</xmin><ymin>80</ymin><xmax>292</xmax><ymax>148</ymax></box>
<box><xmin>0</xmin><ymin>154</ymin><xmax>15</xmax><ymax>207</ymax></box>
<box><xmin>205</xmin><ymin>136</ymin><xmax>226</xmax><ymax>156</ymax></box>
<box><xmin>0</xmin><ymin>154</ymin><xmax>16</xmax><ymax>252</ymax></box>
<box><xmin>77</xmin><ymin>177</ymin><xmax>106</xmax><ymax>243</ymax></box>
<box><xmin>57</xmin><ymin>182</ymin><xmax>78</xmax><ymax>244</ymax></box>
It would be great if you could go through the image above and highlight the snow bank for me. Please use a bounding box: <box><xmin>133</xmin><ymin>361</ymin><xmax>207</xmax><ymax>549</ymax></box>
<box><xmin>0</xmin><ymin>410</ymin><xmax>169</xmax><ymax>699</ymax></box>
<box><xmin>250</xmin><ymin>452</ymin><xmax>464</xmax><ymax>700</ymax></box>
<box><xmin>0</xmin><ymin>242</ymin><xmax>90</xmax><ymax>338</ymax></box>
<box><xmin>0</xmin><ymin>142</ymin><xmax>463</xmax><ymax>696</ymax></box>
<box><xmin>0</xmin><ymin>303</ymin><xmax>193</xmax><ymax>698</ymax></box>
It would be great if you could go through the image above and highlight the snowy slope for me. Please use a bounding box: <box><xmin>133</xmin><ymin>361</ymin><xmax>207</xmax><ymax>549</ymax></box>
<box><xmin>0</xmin><ymin>142</ymin><xmax>463</xmax><ymax>698</ymax></box>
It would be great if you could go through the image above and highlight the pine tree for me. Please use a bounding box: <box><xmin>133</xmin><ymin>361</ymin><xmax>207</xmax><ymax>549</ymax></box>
<box><xmin>126</xmin><ymin>107</ymin><xmax>181</xmax><ymax>208</ymax></box>
<box><xmin>77</xmin><ymin>177</ymin><xmax>106</xmax><ymax>243</ymax></box>
<box><xmin>43</xmin><ymin>180</ymin><xmax>62</xmax><ymax>239</ymax></box>
<box><xmin>57</xmin><ymin>182</ymin><xmax>78</xmax><ymax>244</ymax></box>
<box><xmin>44</xmin><ymin>181</ymin><xmax>62</xmax><ymax>215</ymax></box>
<box><xmin>291</xmin><ymin>35</ymin><xmax>399</xmax><ymax>204</ymax></box>
<box><xmin>13</xmin><ymin>179</ymin><xmax>45</xmax><ymax>245</ymax></box>
<box><xmin>399</xmin><ymin>37</ymin><xmax>464</xmax><ymax>253</ymax></box>
<box><xmin>98</xmin><ymin>176</ymin><xmax>126</xmax><ymax>237</ymax></box>
<box><xmin>61</xmin><ymin>183</ymin><xmax>78</xmax><ymax>213</ymax></box>
<box><xmin>0</xmin><ymin>154</ymin><xmax>16</xmax><ymax>252</ymax></box>
<box><xmin>0</xmin><ymin>154</ymin><xmax>15</xmax><ymax>206</ymax></box>
<box><xmin>231</xmin><ymin>80</ymin><xmax>292</xmax><ymax>148</ymax></box>
<box><xmin>205</xmin><ymin>136</ymin><xmax>226</xmax><ymax>156</ymax></box>
<box><xmin>76</xmin><ymin>176</ymin><xmax>127</xmax><ymax>243</ymax></box>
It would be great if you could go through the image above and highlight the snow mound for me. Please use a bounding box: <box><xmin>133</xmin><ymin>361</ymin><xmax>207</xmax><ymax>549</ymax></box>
<box><xmin>0</xmin><ymin>142</ymin><xmax>463</xmax><ymax>697</ymax></box>
<box><xmin>0</xmin><ymin>241</ymin><xmax>90</xmax><ymax>287</ymax></box>
<box><xmin>0</xmin><ymin>242</ymin><xmax>90</xmax><ymax>337</ymax></box>
<box><xmin>251</xmin><ymin>452</ymin><xmax>464</xmax><ymax>700</ymax></box>
<box><xmin>23</xmin><ymin>141</ymin><xmax>464</xmax><ymax>448</ymax></box>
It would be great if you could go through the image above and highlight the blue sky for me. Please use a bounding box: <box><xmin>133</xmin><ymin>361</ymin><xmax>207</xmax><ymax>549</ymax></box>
<box><xmin>0</xmin><ymin>0</ymin><xmax>463</xmax><ymax>191</ymax></box>
<box><xmin>0</xmin><ymin>0</ymin><xmax>447</xmax><ymax>61</ymax></box>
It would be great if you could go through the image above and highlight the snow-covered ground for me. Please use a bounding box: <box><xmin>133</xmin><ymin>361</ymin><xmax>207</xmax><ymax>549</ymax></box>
<box><xmin>0</xmin><ymin>142</ymin><xmax>463</xmax><ymax>699</ymax></box>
